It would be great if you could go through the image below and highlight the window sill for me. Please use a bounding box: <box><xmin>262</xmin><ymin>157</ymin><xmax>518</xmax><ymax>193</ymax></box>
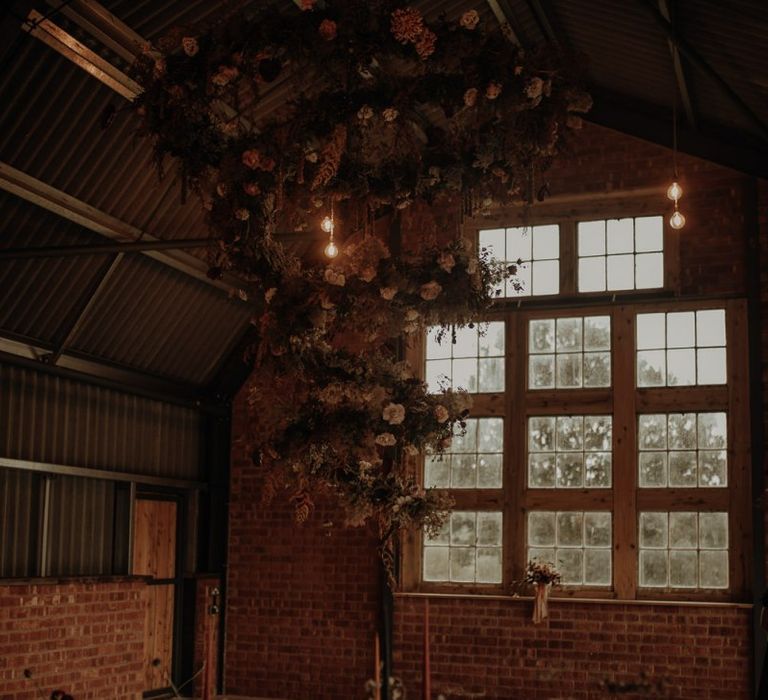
<box><xmin>0</xmin><ymin>574</ymin><xmax>151</xmax><ymax>586</ymax></box>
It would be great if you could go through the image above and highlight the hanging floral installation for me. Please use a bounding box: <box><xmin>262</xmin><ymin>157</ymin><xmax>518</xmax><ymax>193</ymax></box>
<box><xmin>130</xmin><ymin>0</ymin><xmax>590</xmax><ymax>578</ymax></box>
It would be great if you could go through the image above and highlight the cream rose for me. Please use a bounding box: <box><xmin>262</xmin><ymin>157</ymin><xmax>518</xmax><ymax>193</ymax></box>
<box><xmin>375</xmin><ymin>432</ymin><xmax>397</xmax><ymax>447</ymax></box>
<box><xmin>434</xmin><ymin>405</ymin><xmax>449</xmax><ymax>423</ymax></box>
<box><xmin>420</xmin><ymin>280</ymin><xmax>442</xmax><ymax>301</ymax></box>
<box><xmin>382</xmin><ymin>402</ymin><xmax>406</xmax><ymax>425</ymax></box>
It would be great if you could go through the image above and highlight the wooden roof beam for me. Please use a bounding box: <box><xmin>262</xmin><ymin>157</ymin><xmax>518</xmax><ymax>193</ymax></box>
<box><xmin>658</xmin><ymin>0</ymin><xmax>697</xmax><ymax>129</ymax></box>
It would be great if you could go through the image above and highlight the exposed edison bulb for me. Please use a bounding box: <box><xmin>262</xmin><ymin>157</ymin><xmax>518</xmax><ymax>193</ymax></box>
<box><xmin>324</xmin><ymin>240</ymin><xmax>339</xmax><ymax>258</ymax></box>
<box><xmin>321</xmin><ymin>216</ymin><xmax>334</xmax><ymax>233</ymax></box>
<box><xmin>669</xmin><ymin>209</ymin><xmax>686</xmax><ymax>230</ymax></box>
<box><xmin>666</xmin><ymin>181</ymin><xmax>683</xmax><ymax>202</ymax></box>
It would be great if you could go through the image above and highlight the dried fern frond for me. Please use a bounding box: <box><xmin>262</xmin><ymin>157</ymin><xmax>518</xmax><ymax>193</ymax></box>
<box><xmin>311</xmin><ymin>124</ymin><xmax>347</xmax><ymax>190</ymax></box>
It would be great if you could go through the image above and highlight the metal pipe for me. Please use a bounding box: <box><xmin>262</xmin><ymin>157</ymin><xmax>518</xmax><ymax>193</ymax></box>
<box><xmin>0</xmin><ymin>238</ymin><xmax>216</xmax><ymax>260</ymax></box>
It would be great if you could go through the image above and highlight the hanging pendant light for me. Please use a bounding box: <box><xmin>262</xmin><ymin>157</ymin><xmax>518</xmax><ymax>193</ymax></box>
<box><xmin>667</xmin><ymin>102</ymin><xmax>686</xmax><ymax>229</ymax></box>
<box><xmin>322</xmin><ymin>202</ymin><xmax>338</xmax><ymax>258</ymax></box>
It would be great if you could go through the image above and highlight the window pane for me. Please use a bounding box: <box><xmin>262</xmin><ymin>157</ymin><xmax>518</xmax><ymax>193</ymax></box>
<box><xmin>532</xmin><ymin>259</ymin><xmax>559</xmax><ymax>296</ymax></box>
<box><xmin>697</xmin><ymin>348</ymin><xmax>727</xmax><ymax>384</ymax></box>
<box><xmin>528</xmin><ymin>512</ymin><xmax>556</xmax><ymax>546</ymax></box>
<box><xmin>640</xmin><ymin>550</ymin><xmax>668</xmax><ymax>587</ymax></box>
<box><xmin>607</xmin><ymin>218</ymin><xmax>634</xmax><ymax>254</ymax></box>
<box><xmin>479</xmin><ymin>228</ymin><xmax>505</xmax><ymax>259</ymax></box>
<box><xmin>556</xmin><ymin>354</ymin><xmax>582</xmax><ymax>388</ymax></box>
<box><xmin>637</xmin><ymin>350</ymin><xmax>666</xmax><ymax>387</ymax></box>
<box><xmin>667</xmin><ymin>312</ymin><xmax>695</xmax><ymax>348</ymax></box>
<box><xmin>578</xmin><ymin>221</ymin><xmax>605</xmax><ymax>255</ymax></box>
<box><xmin>584</xmin><ymin>316</ymin><xmax>611</xmax><ymax>351</ymax></box>
<box><xmin>606</xmin><ymin>254</ymin><xmax>634</xmax><ymax>290</ymax></box>
<box><xmin>636</xmin><ymin>253</ymin><xmax>664</xmax><ymax>288</ymax></box>
<box><xmin>507</xmin><ymin>227</ymin><xmax>531</xmax><ymax>261</ymax></box>
<box><xmin>666</xmin><ymin>348</ymin><xmax>696</xmax><ymax>386</ymax></box>
<box><xmin>529</xmin><ymin>355</ymin><xmax>555</xmax><ymax>389</ymax></box>
<box><xmin>578</xmin><ymin>257</ymin><xmax>606</xmax><ymax>292</ymax></box>
<box><xmin>425</xmin><ymin>455</ymin><xmax>450</xmax><ymax>488</ymax></box>
<box><xmin>635</xmin><ymin>216</ymin><xmax>664</xmax><ymax>252</ymax></box>
<box><xmin>423</xmin><ymin>546</ymin><xmax>450</xmax><ymax>581</ymax></box>
<box><xmin>556</xmin><ymin>318</ymin><xmax>583</xmax><ymax>351</ymax></box>
<box><xmin>431</xmin><ymin>418</ymin><xmax>503</xmax><ymax>489</ymax></box>
<box><xmin>529</xmin><ymin>319</ymin><xmax>555</xmax><ymax>353</ymax></box>
<box><xmin>696</xmin><ymin>309</ymin><xmax>726</xmax><ymax>347</ymax></box>
<box><xmin>636</xmin><ymin>313</ymin><xmax>666</xmax><ymax>350</ymax></box>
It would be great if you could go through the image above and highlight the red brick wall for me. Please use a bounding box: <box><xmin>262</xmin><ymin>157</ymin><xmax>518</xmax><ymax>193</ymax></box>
<box><xmin>224</xmin><ymin>123</ymin><xmax>762</xmax><ymax>700</ymax></box>
<box><xmin>0</xmin><ymin>578</ymin><xmax>146</xmax><ymax>700</ymax></box>
<box><xmin>394</xmin><ymin>595</ymin><xmax>751</xmax><ymax>699</ymax></box>
<box><xmin>192</xmin><ymin>575</ymin><xmax>221</xmax><ymax>699</ymax></box>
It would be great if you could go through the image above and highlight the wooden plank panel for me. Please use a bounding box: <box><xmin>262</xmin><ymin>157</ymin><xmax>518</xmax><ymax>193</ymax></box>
<box><xmin>132</xmin><ymin>499</ymin><xmax>177</xmax><ymax>579</ymax></box>
<box><xmin>143</xmin><ymin>584</ymin><xmax>175</xmax><ymax>690</ymax></box>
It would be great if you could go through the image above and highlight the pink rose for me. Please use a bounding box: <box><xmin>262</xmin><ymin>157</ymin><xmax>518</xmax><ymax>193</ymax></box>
<box><xmin>242</xmin><ymin>149</ymin><xmax>261</xmax><ymax>169</ymax></box>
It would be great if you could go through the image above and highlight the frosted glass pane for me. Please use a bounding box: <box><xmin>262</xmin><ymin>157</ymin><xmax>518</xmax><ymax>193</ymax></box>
<box><xmin>579</xmin><ymin>257</ymin><xmax>606</xmax><ymax>292</ymax></box>
<box><xmin>585</xmin><ymin>549</ymin><xmax>612</xmax><ymax>585</ymax></box>
<box><xmin>528</xmin><ymin>547</ymin><xmax>555</xmax><ymax>565</ymax></box>
<box><xmin>556</xmin><ymin>453</ymin><xmax>584</xmax><ymax>487</ymax></box>
<box><xmin>533</xmin><ymin>225</ymin><xmax>559</xmax><ymax>258</ymax></box>
<box><xmin>669</xmin><ymin>512</ymin><xmax>698</xmax><ymax>548</ymax></box>
<box><xmin>426</xmin><ymin>359</ymin><xmax>451</xmax><ymax>392</ymax></box>
<box><xmin>477</xmin><ymin>512</ymin><xmax>503</xmax><ymax>546</ymax></box>
<box><xmin>699</xmin><ymin>451</ymin><xmax>727</xmax><ymax>487</ymax></box>
<box><xmin>585</xmin><ymin>453</ymin><xmax>611</xmax><ymax>487</ymax></box>
<box><xmin>425</xmin><ymin>455</ymin><xmax>450</xmax><ymax>488</ymax></box>
<box><xmin>451</xmin><ymin>454</ymin><xmax>477</xmax><ymax>488</ymax></box>
<box><xmin>478</xmin><ymin>418</ymin><xmax>504</xmax><ymax>452</ymax></box>
<box><xmin>666</xmin><ymin>348</ymin><xmax>696</xmax><ymax>386</ymax></box>
<box><xmin>639</xmin><ymin>512</ymin><xmax>667</xmax><ymax>548</ymax></box>
<box><xmin>426</xmin><ymin>521</ymin><xmax>449</xmax><ymax>544</ymax></box>
<box><xmin>477</xmin><ymin>454</ymin><xmax>503</xmax><ymax>488</ymax></box>
<box><xmin>557</xmin><ymin>549</ymin><xmax>583</xmax><ymax>584</ymax></box>
<box><xmin>479</xmin><ymin>358</ymin><xmax>504</xmax><ymax>392</ymax></box>
<box><xmin>635</xmin><ymin>216</ymin><xmax>664</xmax><ymax>252</ymax></box>
<box><xmin>453</xmin><ymin>419</ymin><xmax>477</xmax><ymax>452</ymax></box>
<box><xmin>578</xmin><ymin>221</ymin><xmax>605</xmax><ymax>255</ymax></box>
<box><xmin>557</xmin><ymin>354</ymin><xmax>582</xmax><ymax>387</ymax></box>
<box><xmin>476</xmin><ymin>548</ymin><xmax>502</xmax><ymax>583</ymax></box>
<box><xmin>452</xmin><ymin>358</ymin><xmax>477</xmax><ymax>392</ymax></box>
<box><xmin>696</xmin><ymin>309</ymin><xmax>726</xmax><ymax>347</ymax></box>
<box><xmin>529</xmin><ymin>319</ymin><xmax>555</xmax><ymax>353</ymax></box>
<box><xmin>607</xmin><ymin>254</ymin><xmax>634</xmax><ymax>290</ymax></box>
<box><xmin>584</xmin><ymin>416</ymin><xmax>612</xmax><ymax>451</ymax></box>
<box><xmin>698</xmin><ymin>413</ymin><xmax>727</xmax><ymax>448</ymax></box>
<box><xmin>529</xmin><ymin>417</ymin><xmax>556</xmax><ymax>452</ymax></box>
<box><xmin>636</xmin><ymin>253</ymin><xmax>664</xmax><ymax>288</ymax></box>
<box><xmin>668</xmin><ymin>414</ymin><xmax>697</xmax><ymax>449</ymax></box>
<box><xmin>510</xmin><ymin>264</ymin><xmax>530</xmax><ymax>296</ymax></box>
<box><xmin>507</xmin><ymin>227</ymin><xmax>531</xmax><ymax>262</ymax></box>
<box><xmin>584</xmin><ymin>316</ymin><xmax>611</xmax><ymax>350</ymax></box>
<box><xmin>584</xmin><ymin>512</ymin><xmax>612</xmax><ymax>547</ymax></box>
<box><xmin>480</xmin><ymin>322</ymin><xmax>505</xmax><ymax>356</ymax></box>
<box><xmin>699</xmin><ymin>550</ymin><xmax>728</xmax><ymax>588</ymax></box>
<box><xmin>583</xmin><ymin>352</ymin><xmax>611</xmax><ymax>387</ymax></box>
<box><xmin>426</xmin><ymin>327</ymin><xmax>451</xmax><ymax>359</ymax></box>
<box><xmin>529</xmin><ymin>454</ymin><xmax>556</xmax><ymax>487</ymax></box>
<box><xmin>556</xmin><ymin>318</ymin><xmax>583</xmax><ymax>351</ymax></box>
<box><xmin>670</xmin><ymin>550</ymin><xmax>698</xmax><ymax>587</ymax></box>
<box><xmin>637</xmin><ymin>350</ymin><xmax>665</xmax><ymax>387</ymax></box>
<box><xmin>528</xmin><ymin>512</ymin><xmax>556</xmax><ymax>546</ymax></box>
<box><xmin>453</xmin><ymin>326</ymin><xmax>478</xmax><ymax>357</ymax></box>
<box><xmin>667</xmin><ymin>312</ymin><xmax>695</xmax><ymax>348</ymax></box>
<box><xmin>479</xmin><ymin>228</ymin><xmax>505</xmax><ymax>260</ymax></box>
<box><xmin>639</xmin><ymin>414</ymin><xmax>667</xmax><ymax>449</ymax></box>
<box><xmin>557</xmin><ymin>416</ymin><xmax>584</xmax><ymax>451</ymax></box>
<box><xmin>639</xmin><ymin>452</ymin><xmax>667</xmax><ymax>487</ymax></box>
<box><xmin>423</xmin><ymin>546</ymin><xmax>450</xmax><ymax>581</ymax></box>
<box><xmin>532</xmin><ymin>259</ymin><xmax>559</xmax><ymax>295</ymax></box>
<box><xmin>697</xmin><ymin>348</ymin><xmax>727</xmax><ymax>384</ymax></box>
<box><xmin>450</xmin><ymin>512</ymin><xmax>476</xmax><ymax>546</ymax></box>
<box><xmin>669</xmin><ymin>451</ymin><xmax>697</xmax><ymax>486</ymax></box>
<box><xmin>636</xmin><ymin>313</ymin><xmax>666</xmax><ymax>349</ymax></box>
<box><xmin>699</xmin><ymin>512</ymin><xmax>728</xmax><ymax>549</ymax></box>
<box><xmin>450</xmin><ymin>548</ymin><xmax>476</xmax><ymax>582</ymax></box>
<box><xmin>557</xmin><ymin>512</ymin><xmax>583</xmax><ymax>546</ymax></box>
<box><xmin>640</xmin><ymin>550</ymin><xmax>668</xmax><ymax>587</ymax></box>
<box><xmin>530</xmin><ymin>356</ymin><xmax>555</xmax><ymax>389</ymax></box>
<box><xmin>607</xmin><ymin>218</ymin><xmax>634</xmax><ymax>253</ymax></box>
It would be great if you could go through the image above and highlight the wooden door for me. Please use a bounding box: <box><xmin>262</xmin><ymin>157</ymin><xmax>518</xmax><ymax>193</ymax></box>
<box><xmin>132</xmin><ymin>498</ymin><xmax>177</xmax><ymax>693</ymax></box>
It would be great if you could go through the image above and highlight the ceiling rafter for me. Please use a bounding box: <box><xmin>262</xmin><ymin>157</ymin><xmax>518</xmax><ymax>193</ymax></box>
<box><xmin>658</xmin><ymin>0</ymin><xmax>696</xmax><ymax>129</ymax></box>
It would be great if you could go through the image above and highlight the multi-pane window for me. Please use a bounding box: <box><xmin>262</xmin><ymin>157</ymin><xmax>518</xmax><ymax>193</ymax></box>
<box><xmin>578</xmin><ymin>216</ymin><xmax>664</xmax><ymax>292</ymax></box>
<box><xmin>638</xmin><ymin>413</ymin><xmax>727</xmax><ymax>488</ymax></box>
<box><xmin>528</xmin><ymin>416</ymin><xmax>612</xmax><ymax>488</ymax></box>
<box><xmin>528</xmin><ymin>316</ymin><xmax>611</xmax><ymax>389</ymax></box>
<box><xmin>425</xmin><ymin>323</ymin><xmax>505</xmax><ymax>393</ymax></box>
<box><xmin>480</xmin><ymin>225</ymin><xmax>560</xmax><ymax>297</ymax></box>
<box><xmin>636</xmin><ymin>309</ymin><xmax>727</xmax><ymax>386</ymax></box>
<box><xmin>527</xmin><ymin>511</ymin><xmax>612</xmax><ymax>586</ymax></box>
<box><xmin>423</xmin><ymin>511</ymin><xmax>503</xmax><ymax>583</ymax></box>
<box><xmin>639</xmin><ymin>512</ymin><xmax>728</xmax><ymax>589</ymax></box>
<box><xmin>425</xmin><ymin>418</ymin><xmax>503</xmax><ymax>489</ymax></box>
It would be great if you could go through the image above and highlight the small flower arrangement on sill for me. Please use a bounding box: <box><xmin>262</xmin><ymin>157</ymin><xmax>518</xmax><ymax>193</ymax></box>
<box><xmin>524</xmin><ymin>559</ymin><xmax>561</xmax><ymax>624</ymax></box>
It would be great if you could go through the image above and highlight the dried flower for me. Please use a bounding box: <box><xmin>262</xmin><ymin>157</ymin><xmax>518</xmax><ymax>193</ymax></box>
<box><xmin>460</xmin><ymin>10</ymin><xmax>480</xmax><ymax>30</ymax></box>
<box><xmin>382</xmin><ymin>403</ymin><xmax>406</xmax><ymax>425</ymax></box>
<box><xmin>434</xmin><ymin>405</ymin><xmax>449</xmax><ymax>423</ymax></box>
<box><xmin>437</xmin><ymin>251</ymin><xmax>455</xmax><ymax>273</ymax></box>
<box><xmin>525</xmin><ymin>76</ymin><xmax>544</xmax><ymax>100</ymax></box>
<box><xmin>524</xmin><ymin>559</ymin><xmax>562</xmax><ymax>586</ymax></box>
<box><xmin>265</xmin><ymin>287</ymin><xmax>277</xmax><ymax>303</ymax></box>
<box><xmin>380</xmin><ymin>286</ymin><xmax>397</xmax><ymax>300</ymax></box>
<box><xmin>357</xmin><ymin>105</ymin><xmax>374</xmax><ymax>121</ymax></box>
<box><xmin>420</xmin><ymin>280</ymin><xmax>442</xmax><ymax>301</ymax></box>
<box><xmin>375</xmin><ymin>432</ymin><xmax>397</xmax><ymax>447</ymax></box>
<box><xmin>391</xmin><ymin>7</ymin><xmax>425</xmax><ymax>44</ymax></box>
<box><xmin>405</xmin><ymin>308</ymin><xmax>420</xmax><ymax>322</ymax></box>
<box><xmin>211</xmin><ymin>65</ymin><xmax>239</xmax><ymax>86</ymax></box>
<box><xmin>243</xmin><ymin>182</ymin><xmax>261</xmax><ymax>196</ymax></box>
<box><xmin>319</xmin><ymin>291</ymin><xmax>336</xmax><ymax>310</ymax></box>
<box><xmin>415</xmin><ymin>29</ymin><xmax>437</xmax><ymax>59</ymax></box>
<box><xmin>439</xmin><ymin>437</ymin><xmax>452</xmax><ymax>449</ymax></box>
<box><xmin>404</xmin><ymin>444</ymin><xmax>419</xmax><ymax>457</ymax></box>
<box><xmin>301</xmin><ymin>0</ymin><xmax>315</xmax><ymax>9</ymax></box>
<box><xmin>383</xmin><ymin>107</ymin><xmax>399</xmax><ymax>122</ymax></box>
<box><xmin>359</xmin><ymin>266</ymin><xmax>377</xmax><ymax>283</ymax></box>
<box><xmin>485</xmin><ymin>82</ymin><xmax>502</xmax><ymax>100</ymax></box>
<box><xmin>153</xmin><ymin>58</ymin><xmax>166</xmax><ymax>77</ymax></box>
<box><xmin>242</xmin><ymin>149</ymin><xmax>261</xmax><ymax>169</ymax></box>
<box><xmin>182</xmin><ymin>37</ymin><xmax>199</xmax><ymax>56</ymax></box>
<box><xmin>324</xmin><ymin>268</ymin><xmax>346</xmax><ymax>287</ymax></box>
<box><xmin>319</xmin><ymin>19</ymin><xmax>337</xmax><ymax>41</ymax></box>
<box><xmin>216</xmin><ymin>183</ymin><xmax>228</xmax><ymax>197</ymax></box>
<box><xmin>305</xmin><ymin>151</ymin><xmax>318</xmax><ymax>163</ymax></box>
<box><xmin>234</xmin><ymin>208</ymin><xmax>250</xmax><ymax>221</ymax></box>
<box><xmin>566</xmin><ymin>115</ymin><xmax>583</xmax><ymax>130</ymax></box>
<box><xmin>463</xmin><ymin>88</ymin><xmax>478</xmax><ymax>107</ymax></box>
<box><xmin>467</xmin><ymin>257</ymin><xmax>478</xmax><ymax>275</ymax></box>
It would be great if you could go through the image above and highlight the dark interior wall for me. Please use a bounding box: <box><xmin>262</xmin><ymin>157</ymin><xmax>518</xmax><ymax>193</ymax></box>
<box><xmin>225</xmin><ymin>122</ymin><xmax>764</xmax><ymax>699</ymax></box>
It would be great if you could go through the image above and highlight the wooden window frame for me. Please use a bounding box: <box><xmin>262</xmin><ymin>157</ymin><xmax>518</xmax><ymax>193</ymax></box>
<box><xmin>400</xmin><ymin>206</ymin><xmax>749</xmax><ymax>604</ymax></box>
